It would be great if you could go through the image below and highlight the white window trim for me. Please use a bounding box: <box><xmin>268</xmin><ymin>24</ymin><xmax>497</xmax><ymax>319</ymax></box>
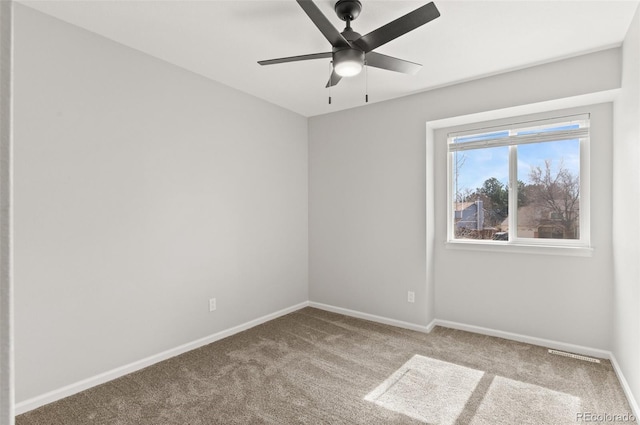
<box><xmin>446</xmin><ymin>114</ymin><xmax>591</xmax><ymax>253</ymax></box>
<box><xmin>445</xmin><ymin>240</ymin><xmax>594</xmax><ymax>257</ymax></box>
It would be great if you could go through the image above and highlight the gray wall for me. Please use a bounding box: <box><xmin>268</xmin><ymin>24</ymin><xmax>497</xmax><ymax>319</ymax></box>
<box><xmin>14</xmin><ymin>5</ymin><xmax>308</xmax><ymax>402</ymax></box>
<box><xmin>0</xmin><ymin>2</ymin><xmax>14</xmax><ymax>424</ymax></box>
<box><xmin>309</xmin><ymin>48</ymin><xmax>620</xmax><ymax>345</ymax></box>
<box><xmin>613</xmin><ymin>5</ymin><xmax>640</xmax><ymax>412</ymax></box>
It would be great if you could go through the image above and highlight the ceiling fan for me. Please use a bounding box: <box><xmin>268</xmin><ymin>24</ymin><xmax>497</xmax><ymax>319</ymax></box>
<box><xmin>258</xmin><ymin>0</ymin><xmax>440</xmax><ymax>88</ymax></box>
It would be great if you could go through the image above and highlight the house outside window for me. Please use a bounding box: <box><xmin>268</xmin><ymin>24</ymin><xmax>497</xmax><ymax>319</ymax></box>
<box><xmin>447</xmin><ymin>114</ymin><xmax>590</xmax><ymax>248</ymax></box>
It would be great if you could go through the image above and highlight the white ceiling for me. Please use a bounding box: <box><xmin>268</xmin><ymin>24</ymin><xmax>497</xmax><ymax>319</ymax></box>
<box><xmin>18</xmin><ymin>0</ymin><xmax>640</xmax><ymax>117</ymax></box>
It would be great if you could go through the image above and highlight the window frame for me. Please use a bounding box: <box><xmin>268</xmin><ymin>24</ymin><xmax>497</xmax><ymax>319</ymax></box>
<box><xmin>446</xmin><ymin>113</ymin><xmax>591</xmax><ymax>252</ymax></box>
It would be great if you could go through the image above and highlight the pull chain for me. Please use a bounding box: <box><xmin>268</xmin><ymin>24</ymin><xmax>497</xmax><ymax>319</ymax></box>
<box><xmin>329</xmin><ymin>60</ymin><xmax>332</xmax><ymax>105</ymax></box>
<box><xmin>365</xmin><ymin>60</ymin><xmax>369</xmax><ymax>103</ymax></box>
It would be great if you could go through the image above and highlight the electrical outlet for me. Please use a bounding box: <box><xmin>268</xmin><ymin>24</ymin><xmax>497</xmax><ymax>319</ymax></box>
<box><xmin>407</xmin><ymin>291</ymin><xmax>415</xmax><ymax>303</ymax></box>
<box><xmin>209</xmin><ymin>298</ymin><xmax>217</xmax><ymax>312</ymax></box>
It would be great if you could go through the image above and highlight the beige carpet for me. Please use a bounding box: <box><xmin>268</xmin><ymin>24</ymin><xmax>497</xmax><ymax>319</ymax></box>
<box><xmin>17</xmin><ymin>307</ymin><xmax>636</xmax><ymax>424</ymax></box>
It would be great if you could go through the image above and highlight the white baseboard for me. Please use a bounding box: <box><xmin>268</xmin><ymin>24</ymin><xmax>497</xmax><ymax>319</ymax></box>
<box><xmin>433</xmin><ymin>318</ymin><xmax>611</xmax><ymax>359</ymax></box>
<box><xmin>15</xmin><ymin>301</ymin><xmax>309</xmax><ymax>415</ymax></box>
<box><xmin>426</xmin><ymin>318</ymin><xmax>437</xmax><ymax>333</ymax></box>
<box><xmin>308</xmin><ymin>303</ymin><xmax>607</xmax><ymax>359</ymax></box>
<box><xmin>308</xmin><ymin>302</ymin><xmax>433</xmax><ymax>334</ymax></box>
<box><xmin>609</xmin><ymin>353</ymin><xmax>640</xmax><ymax>420</ymax></box>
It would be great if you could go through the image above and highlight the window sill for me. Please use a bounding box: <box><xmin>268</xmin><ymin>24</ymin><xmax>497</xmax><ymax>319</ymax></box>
<box><xmin>445</xmin><ymin>240</ymin><xmax>593</xmax><ymax>257</ymax></box>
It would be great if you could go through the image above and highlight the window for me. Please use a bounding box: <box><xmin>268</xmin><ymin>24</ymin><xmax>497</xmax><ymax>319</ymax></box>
<box><xmin>447</xmin><ymin>114</ymin><xmax>589</xmax><ymax>248</ymax></box>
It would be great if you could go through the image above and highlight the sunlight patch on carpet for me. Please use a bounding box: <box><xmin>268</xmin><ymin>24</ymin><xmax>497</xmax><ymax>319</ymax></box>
<box><xmin>365</xmin><ymin>354</ymin><xmax>484</xmax><ymax>424</ymax></box>
<box><xmin>468</xmin><ymin>376</ymin><xmax>582</xmax><ymax>425</ymax></box>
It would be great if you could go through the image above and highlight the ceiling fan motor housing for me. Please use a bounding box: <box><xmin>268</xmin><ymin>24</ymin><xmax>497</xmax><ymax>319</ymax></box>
<box><xmin>335</xmin><ymin>0</ymin><xmax>362</xmax><ymax>21</ymax></box>
<box><xmin>333</xmin><ymin>21</ymin><xmax>364</xmax><ymax>78</ymax></box>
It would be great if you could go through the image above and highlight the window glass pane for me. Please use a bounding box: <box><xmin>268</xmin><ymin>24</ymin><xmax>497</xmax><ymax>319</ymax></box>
<box><xmin>452</xmin><ymin>146</ymin><xmax>509</xmax><ymax>240</ymax></box>
<box><xmin>516</xmin><ymin>139</ymin><xmax>580</xmax><ymax>239</ymax></box>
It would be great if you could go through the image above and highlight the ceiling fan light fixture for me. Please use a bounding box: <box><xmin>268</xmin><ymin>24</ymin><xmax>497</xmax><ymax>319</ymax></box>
<box><xmin>333</xmin><ymin>48</ymin><xmax>365</xmax><ymax>77</ymax></box>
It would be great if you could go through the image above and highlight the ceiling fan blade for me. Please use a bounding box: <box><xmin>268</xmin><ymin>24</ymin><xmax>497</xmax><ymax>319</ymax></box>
<box><xmin>365</xmin><ymin>52</ymin><xmax>422</xmax><ymax>75</ymax></box>
<box><xmin>258</xmin><ymin>52</ymin><xmax>332</xmax><ymax>66</ymax></box>
<box><xmin>297</xmin><ymin>0</ymin><xmax>350</xmax><ymax>48</ymax></box>
<box><xmin>326</xmin><ymin>70</ymin><xmax>342</xmax><ymax>88</ymax></box>
<box><xmin>353</xmin><ymin>2</ymin><xmax>440</xmax><ymax>53</ymax></box>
